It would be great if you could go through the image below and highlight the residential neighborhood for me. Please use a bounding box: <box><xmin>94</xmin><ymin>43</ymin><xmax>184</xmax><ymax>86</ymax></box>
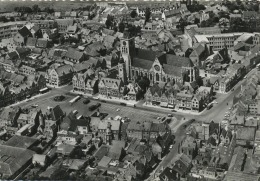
<box><xmin>0</xmin><ymin>0</ymin><xmax>260</xmax><ymax>180</ymax></box>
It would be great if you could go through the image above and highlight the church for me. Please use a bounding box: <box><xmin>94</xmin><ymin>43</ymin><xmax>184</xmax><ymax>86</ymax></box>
<box><xmin>118</xmin><ymin>33</ymin><xmax>199</xmax><ymax>85</ymax></box>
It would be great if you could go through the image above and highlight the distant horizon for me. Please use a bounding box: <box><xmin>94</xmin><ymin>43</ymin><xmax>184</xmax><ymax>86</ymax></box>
<box><xmin>0</xmin><ymin>0</ymin><xmax>220</xmax><ymax>13</ymax></box>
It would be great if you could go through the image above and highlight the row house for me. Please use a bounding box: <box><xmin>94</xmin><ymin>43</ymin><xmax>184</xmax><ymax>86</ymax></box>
<box><xmin>0</xmin><ymin>74</ymin><xmax>46</xmax><ymax>108</ymax></box>
<box><xmin>0</xmin><ymin>58</ymin><xmax>17</xmax><ymax>73</ymax></box>
<box><xmin>135</xmin><ymin>3</ymin><xmax>176</xmax><ymax>17</ymax></box>
<box><xmin>196</xmin><ymin>86</ymin><xmax>213</xmax><ymax>105</ymax></box>
<box><xmin>64</xmin><ymin>48</ymin><xmax>88</xmax><ymax>64</ymax></box>
<box><xmin>124</xmin><ymin>83</ymin><xmax>140</xmax><ymax>101</ymax></box>
<box><xmin>219</xmin><ymin>64</ymin><xmax>246</xmax><ymax>93</ymax></box>
<box><xmin>30</xmin><ymin>20</ymin><xmax>57</xmax><ymax>34</ymax></box>
<box><xmin>126</xmin><ymin>121</ymin><xmax>171</xmax><ymax>142</ymax></box>
<box><xmin>98</xmin><ymin>119</ymin><xmax>121</xmax><ymax>144</ymax></box>
<box><xmin>145</xmin><ymin>82</ymin><xmax>176</xmax><ymax>108</ymax></box>
<box><xmin>0</xmin><ymin>106</ymin><xmax>21</xmax><ymax>128</ymax></box>
<box><xmin>98</xmin><ymin>77</ymin><xmax>124</xmax><ymax>98</ymax></box>
<box><xmin>56</xmin><ymin>19</ymin><xmax>74</xmax><ymax>34</ymax></box>
<box><xmin>45</xmin><ymin>64</ymin><xmax>74</xmax><ymax>87</ymax></box>
<box><xmin>72</xmin><ymin>69</ymin><xmax>99</xmax><ymax>95</ymax></box>
<box><xmin>19</xmin><ymin>63</ymin><xmax>48</xmax><ymax>76</ymax></box>
<box><xmin>13</xmin><ymin>26</ymin><xmax>32</xmax><ymax>46</ymax></box>
<box><xmin>175</xmin><ymin>91</ymin><xmax>193</xmax><ymax>110</ymax></box>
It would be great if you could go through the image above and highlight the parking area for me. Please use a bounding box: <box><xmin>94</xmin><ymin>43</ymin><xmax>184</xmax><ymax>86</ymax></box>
<box><xmin>25</xmin><ymin>95</ymin><xmax>169</xmax><ymax>123</ymax></box>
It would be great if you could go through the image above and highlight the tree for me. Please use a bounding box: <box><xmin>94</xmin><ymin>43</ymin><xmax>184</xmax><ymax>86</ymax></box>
<box><xmin>118</xmin><ymin>21</ymin><xmax>125</xmax><ymax>33</ymax></box>
<box><xmin>194</xmin><ymin>18</ymin><xmax>200</xmax><ymax>24</ymax></box>
<box><xmin>130</xmin><ymin>10</ymin><xmax>137</xmax><ymax>18</ymax></box>
<box><xmin>178</xmin><ymin>18</ymin><xmax>189</xmax><ymax>32</ymax></box>
<box><xmin>105</xmin><ymin>14</ymin><xmax>113</xmax><ymax>29</ymax></box>
<box><xmin>0</xmin><ymin>16</ymin><xmax>8</xmax><ymax>23</ymax></box>
<box><xmin>145</xmin><ymin>8</ymin><xmax>151</xmax><ymax>23</ymax></box>
<box><xmin>138</xmin><ymin>77</ymin><xmax>150</xmax><ymax>91</ymax></box>
<box><xmin>32</xmin><ymin>4</ymin><xmax>40</xmax><ymax>13</ymax></box>
<box><xmin>51</xmin><ymin>168</ymin><xmax>71</xmax><ymax>180</ymax></box>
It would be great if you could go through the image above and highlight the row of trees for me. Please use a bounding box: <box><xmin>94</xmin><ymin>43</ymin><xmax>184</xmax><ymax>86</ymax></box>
<box><xmin>14</xmin><ymin>5</ymin><xmax>54</xmax><ymax>14</ymax></box>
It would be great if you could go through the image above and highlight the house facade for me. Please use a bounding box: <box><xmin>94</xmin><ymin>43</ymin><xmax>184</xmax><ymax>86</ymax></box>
<box><xmin>45</xmin><ymin>64</ymin><xmax>74</xmax><ymax>87</ymax></box>
<box><xmin>98</xmin><ymin>78</ymin><xmax>123</xmax><ymax>98</ymax></box>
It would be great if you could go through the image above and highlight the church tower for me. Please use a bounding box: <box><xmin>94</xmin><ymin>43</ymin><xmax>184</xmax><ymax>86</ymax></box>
<box><xmin>118</xmin><ymin>57</ymin><xmax>127</xmax><ymax>84</ymax></box>
<box><xmin>106</xmin><ymin>122</ymin><xmax>112</xmax><ymax>145</ymax></box>
<box><xmin>120</xmin><ymin>30</ymin><xmax>135</xmax><ymax>80</ymax></box>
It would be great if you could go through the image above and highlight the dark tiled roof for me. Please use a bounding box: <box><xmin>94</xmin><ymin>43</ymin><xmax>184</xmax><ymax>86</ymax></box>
<box><xmin>134</xmin><ymin>48</ymin><xmax>164</xmax><ymax>62</ymax></box>
<box><xmin>26</xmin><ymin>37</ymin><xmax>37</xmax><ymax>47</ymax></box>
<box><xmin>163</xmin><ymin>54</ymin><xmax>193</xmax><ymax>67</ymax></box>
<box><xmin>36</xmin><ymin>39</ymin><xmax>48</xmax><ymax>48</ymax></box>
<box><xmin>50</xmin><ymin>105</ymin><xmax>64</xmax><ymax>121</ymax></box>
<box><xmin>0</xmin><ymin>145</ymin><xmax>34</xmax><ymax>177</ymax></box>
<box><xmin>4</xmin><ymin>135</ymin><xmax>38</xmax><ymax>149</ymax></box>
<box><xmin>8</xmin><ymin>51</ymin><xmax>19</xmax><ymax>60</ymax></box>
<box><xmin>132</xmin><ymin>58</ymin><xmax>154</xmax><ymax>69</ymax></box>
<box><xmin>65</xmin><ymin>48</ymin><xmax>85</xmax><ymax>61</ymax></box>
<box><xmin>55</xmin><ymin>64</ymin><xmax>74</xmax><ymax>77</ymax></box>
<box><xmin>18</xmin><ymin>26</ymin><xmax>32</xmax><ymax>37</ymax></box>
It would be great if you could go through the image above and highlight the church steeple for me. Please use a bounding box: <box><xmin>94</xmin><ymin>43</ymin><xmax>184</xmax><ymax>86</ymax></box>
<box><xmin>118</xmin><ymin>55</ymin><xmax>127</xmax><ymax>84</ymax></box>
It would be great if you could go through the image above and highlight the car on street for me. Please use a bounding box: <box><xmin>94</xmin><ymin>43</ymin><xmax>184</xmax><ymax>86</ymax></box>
<box><xmin>31</xmin><ymin>104</ymin><xmax>38</xmax><ymax>108</ymax></box>
<box><xmin>116</xmin><ymin>108</ymin><xmax>120</xmax><ymax>112</ymax></box>
<box><xmin>73</xmin><ymin>110</ymin><xmax>78</xmax><ymax>114</ymax></box>
<box><xmin>229</xmin><ymin>107</ymin><xmax>232</xmax><ymax>110</ymax></box>
<box><xmin>83</xmin><ymin>99</ymin><xmax>90</xmax><ymax>104</ymax></box>
<box><xmin>157</xmin><ymin>117</ymin><xmax>161</xmax><ymax>120</ymax></box>
<box><xmin>93</xmin><ymin>97</ymin><xmax>99</xmax><ymax>100</ymax></box>
<box><xmin>101</xmin><ymin>100</ymin><xmax>106</xmax><ymax>103</ymax></box>
<box><xmin>96</xmin><ymin>103</ymin><xmax>101</xmax><ymax>107</ymax></box>
<box><xmin>212</xmin><ymin>100</ymin><xmax>218</xmax><ymax>104</ymax></box>
<box><xmin>168</xmin><ymin>114</ymin><xmax>173</xmax><ymax>117</ymax></box>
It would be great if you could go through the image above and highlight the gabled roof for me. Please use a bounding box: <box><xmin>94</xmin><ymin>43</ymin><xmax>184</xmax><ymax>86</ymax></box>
<box><xmin>0</xmin><ymin>145</ymin><xmax>34</xmax><ymax>177</ymax></box>
<box><xmin>65</xmin><ymin>48</ymin><xmax>85</xmax><ymax>61</ymax></box>
<box><xmin>4</xmin><ymin>135</ymin><xmax>38</xmax><ymax>149</ymax></box>
<box><xmin>50</xmin><ymin>105</ymin><xmax>64</xmax><ymax>121</ymax></box>
<box><xmin>54</xmin><ymin>64</ymin><xmax>74</xmax><ymax>77</ymax></box>
<box><xmin>31</xmin><ymin>25</ymin><xmax>40</xmax><ymax>32</ymax></box>
<box><xmin>18</xmin><ymin>26</ymin><xmax>32</xmax><ymax>38</ymax></box>
<box><xmin>99</xmin><ymin>77</ymin><xmax>122</xmax><ymax>89</ymax></box>
<box><xmin>26</xmin><ymin>37</ymin><xmax>37</xmax><ymax>47</ymax></box>
<box><xmin>36</xmin><ymin>38</ymin><xmax>48</xmax><ymax>48</ymax></box>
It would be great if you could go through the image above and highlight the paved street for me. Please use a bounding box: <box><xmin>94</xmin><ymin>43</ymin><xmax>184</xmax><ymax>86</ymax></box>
<box><xmin>197</xmin><ymin>68</ymin><xmax>257</xmax><ymax>123</ymax></box>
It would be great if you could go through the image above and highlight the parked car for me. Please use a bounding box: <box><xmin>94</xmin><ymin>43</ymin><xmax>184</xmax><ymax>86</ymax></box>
<box><xmin>168</xmin><ymin>114</ymin><xmax>173</xmax><ymax>117</ymax></box>
<box><xmin>169</xmin><ymin>145</ymin><xmax>173</xmax><ymax>149</ymax></box>
<box><xmin>101</xmin><ymin>100</ymin><xmax>106</xmax><ymax>103</ymax></box>
<box><xmin>96</xmin><ymin>103</ymin><xmax>101</xmax><ymax>107</ymax></box>
<box><xmin>54</xmin><ymin>95</ymin><xmax>65</xmax><ymax>101</ymax></box>
<box><xmin>31</xmin><ymin>104</ymin><xmax>38</xmax><ymax>108</ymax></box>
<box><xmin>116</xmin><ymin>108</ymin><xmax>120</xmax><ymax>112</ymax></box>
<box><xmin>120</xmin><ymin>102</ymin><xmax>127</xmax><ymax>106</ymax></box>
<box><xmin>83</xmin><ymin>99</ymin><xmax>90</xmax><ymax>104</ymax></box>
<box><xmin>89</xmin><ymin>105</ymin><xmax>97</xmax><ymax>111</ymax></box>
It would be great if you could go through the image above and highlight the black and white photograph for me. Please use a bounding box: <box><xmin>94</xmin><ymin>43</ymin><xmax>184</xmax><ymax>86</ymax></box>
<box><xmin>0</xmin><ymin>0</ymin><xmax>260</xmax><ymax>180</ymax></box>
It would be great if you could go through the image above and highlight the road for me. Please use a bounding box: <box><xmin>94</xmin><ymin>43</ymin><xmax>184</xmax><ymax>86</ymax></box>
<box><xmin>197</xmin><ymin>68</ymin><xmax>257</xmax><ymax>123</ymax></box>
